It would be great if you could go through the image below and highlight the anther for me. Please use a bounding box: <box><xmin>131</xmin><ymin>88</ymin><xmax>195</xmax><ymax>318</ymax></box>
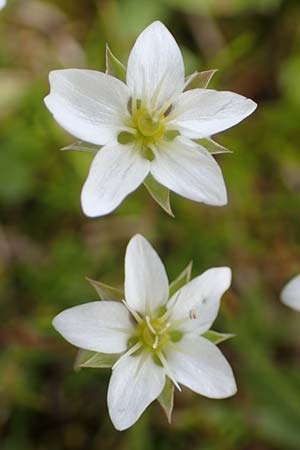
<box><xmin>152</xmin><ymin>335</ymin><xmax>159</xmax><ymax>349</ymax></box>
<box><xmin>112</xmin><ymin>341</ymin><xmax>142</xmax><ymax>369</ymax></box>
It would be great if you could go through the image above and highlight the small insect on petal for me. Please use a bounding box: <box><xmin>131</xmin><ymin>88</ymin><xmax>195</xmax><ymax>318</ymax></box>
<box><xmin>189</xmin><ymin>309</ymin><xmax>197</xmax><ymax>320</ymax></box>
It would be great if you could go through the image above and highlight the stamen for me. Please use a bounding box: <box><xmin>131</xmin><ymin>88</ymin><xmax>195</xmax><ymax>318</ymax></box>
<box><xmin>120</xmin><ymin>125</ymin><xmax>136</xmax><ymax>133</ymax></box>
<box><xmin>153</xmin><ymin>90</ymin><xmax>179</xmax><ymax>121</ymax></box>
<box><xmin>122</xmin><ymin>299</ymin><xmax>142</xmax><ymax>323</ymax></box>
<box><xmin>152</xmin><ymin>335</ymin><xmax>159</xmax><ymax>349</ymax></box>
<box><xmin>112</xmin><ymin>341</ymin><xmax>142</xmax><ymax>369</ymax></box>
<box><xmin>159</xmin><ymin>322</ymin><xmax>171</xmax><ymax>335</ymax></box>
<box><xmin>159</xmin><ymin>307</ymin><xmax>171</xmax><ymax>323</ymax></box>
<box><xmin>157</xmin><ymin>352</ymin><xmax>181</xmax><ymax>391</ymax></box>
<box><xmin>145</xmin><ymin>315</ymin><xmax>156</xmax><ymax>334</ymax></box>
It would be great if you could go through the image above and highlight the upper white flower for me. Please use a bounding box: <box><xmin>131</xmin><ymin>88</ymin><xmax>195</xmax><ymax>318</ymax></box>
<box><xmin>45</xmin><ymin>21</ymin><xmax>257</xmax><ymax>217</ymax></box>
<box><xmin>0</xmin><ymin>0</ymin><xmax>6</xmax><ymax>10</ymax></box>
<box><xmin>53</xmin><ymin>234</ymin><xmax>237</xmax><ymax>430</ymax></box>
<box><xmin>280</xmin><ymin>274</ymin><xmax>300</xmax><ymax>311</ymax></box>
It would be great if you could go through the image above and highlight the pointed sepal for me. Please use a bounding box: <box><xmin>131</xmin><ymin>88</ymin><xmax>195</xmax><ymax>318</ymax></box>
<box><xmin>105</xmin><ymin>44</ymin><xmax>126</xmax><ymax>82</ymax></box>
<box><xmin>157</xmin><ymin>377</ymin><xmax>175</xmax><ymax>424</ymax></box>
<box><xmin>169</xmin><ymin>261</ymin><xmax>193</xmax><ymax>297</ymax></box>
<box><xmin>86</xmin><ymin>277</ymin><xmax>124</xmax><ymax>301</ymax></box>
<box><xmin>74</xmin><ymin>349</ymin><xmax>96</xmax><ymax>371</ymax></box>
<box><xmin>196</xmin><ymin>137</ymin><xmax>233</xmax><ymax>154</ymax></box>
<box><xmin>61</xmin><ymin>141</ymin><xmax>100</xmax><ymax>153</ymax></box>
<box><xmin>203</xmin><ymin>330</ymin><xmax>235</xmax><ymax>345</ymax></box>
<box><xmin>144</xmin><ymin>174</ymin><xmax>174</xmax><ymax>217</ymax></box>
<box><xmin>78</xmin><ymin>351</ymin><xmax>120</xmax><ymax>369</ymax></box>
<box><xmin>184</xmin><ymin>69</ymin><xmax>218</xmax><ymax>90</ymax></box>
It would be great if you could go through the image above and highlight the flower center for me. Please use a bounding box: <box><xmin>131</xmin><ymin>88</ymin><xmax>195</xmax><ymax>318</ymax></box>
<box><xmin>117</xmin><ymin>99</ymin><xmax>180</xmax><ymax>159</ymax></box>
<box><xmin>140</xmin><ymin>317</ymin><xmax>169</xmax><ymax>350</ymax></box>
<box><xmin>127</xmin><ymin>312</ymin><xmax>183</xmax><ymax>354</ymax></box>
<box><xmin>135</xmin><ymin>109</ymin><xmax>164</xmax><ymax>138</ymax></box>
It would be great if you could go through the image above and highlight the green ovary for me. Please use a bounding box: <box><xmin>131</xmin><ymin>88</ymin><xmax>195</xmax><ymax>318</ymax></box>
<box><xmin>133</xmin><ymin>107</ymin><xmax>165</xmax><ymax>144</ymax></box>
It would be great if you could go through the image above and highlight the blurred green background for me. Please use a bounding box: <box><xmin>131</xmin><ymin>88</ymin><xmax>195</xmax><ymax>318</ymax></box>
<box><xmin>1</xmin><ymin>0</ymin><xmax>300</xmax><ymax>449</ymax></box>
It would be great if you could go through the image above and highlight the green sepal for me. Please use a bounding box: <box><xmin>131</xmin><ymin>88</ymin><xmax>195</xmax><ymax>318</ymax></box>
<box><xmin>195</xmin><ymin>137</ymin><xmax>232</xmax><ymax>154</ymax></box>
<box><xmin>203</xmin><ymin>329</ymin><xmax>235</xmax><ymax>345</ymax></box>
<box><xmin>86</xmin><ymin>277</ymin><xmax>124</xmax><ymax>301</ymax></box>
<box><xmin>74</xmin><ymin>349</ymin><xmax>120</xmax><ymax>370</ymax></box>
<box><xmin>61</xmin><ymin>141</ymin><xmax>100</xmax><ymax>153</ymax></box>
<box><xmin>157</xmin><ymin>377</ymin><xmax>175</xmax><ymax>424</ymax></box>
<box><xmin>144</xmin><ymin>174</ymin><xmax>174</xmax><ymax>217</ymax></box>
<box><xmin>74</xmin><ymin>349</ymin><xmax>96</xmax><ymax>371</ymax></box>
<box><xmin>184</xmin><ymin>69</ymin><xmax>218</xmax><ymax>90</ymax></box>
<box><xmin>169</xmin><ymin>261</ymin><xmax>193</xmax><ymax>297</ymax></box>
<box><xmin>79</xmin><ymin>351</ymin><xmax>120</xmax><ymax>369</ymax></box>
<box><xmin>105</xmin><ymin>44</ymin><xmax>126</xmax><ymax>82</ymax></box>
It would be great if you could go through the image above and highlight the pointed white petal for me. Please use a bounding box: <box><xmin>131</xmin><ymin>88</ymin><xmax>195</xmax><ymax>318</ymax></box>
<box><xmin>166</xmin><ymin>335</ymin><xmax>237</xmax><ymax>398</ymax></box>
<box><xmin>44</xmin><ymin>69</ymin><xmax>130</xmax><ymax>145</ymax></box>
<box><xmin>150</xmin><ymin>137</ymin><xmax>227</xmax><ymax>206</ymax></box>
<box><xmin>168</xmin><ymin>88</ymin><xmax>257</xmax><ymax>139</ymax></box>
<box><xmin>126</xmin><ymin>21</ymin><xmax>184</xmax><ymax>110</ymax></box>
<box><xmin>280</xmin><ymin>274</ymin><xmax>300</xmax><ymax>311</ymax></box>
<box><xmin>167</xmin><ymin>267</ymin><xmax>231</xmax><ymax>334</ymax></box>
<box><xmin>125</xmin><ymin>234</ymin><xmax>169</xmax><ymax>316</ymax></box>
<box><xmin>108</xmin><ymin>351</ymin><xmax>165</xmax><ymax>430</ymax></box>
<box><xmin>81</xmin><ymin>144</ymin><xmax>150</xmax><ymax>217</ymax></box>
<box><xmin>52</xmin><ymin>301</ymin><xmax>135</xmax><ymax>353</ymax></box>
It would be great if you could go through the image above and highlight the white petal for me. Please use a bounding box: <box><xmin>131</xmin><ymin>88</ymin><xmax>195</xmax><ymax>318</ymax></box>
<box><xmin>0</xmin><ymin>0</ymin><xmax>6</xmax><ymax>10</ymax></box>
<box><xmin>108</xmin><ymin>351</ymin><xmax>165</xmax><ymax>430</ymax></box>
<box><xmin>126</xmin><ymin>21</ymin><xmax>184</xmax><ymax>110</ymax></box>
<box><xmin>81</xmin><ymin>144</ymin><xmax>150</xmax><ymax>217</ymax></box>
<box><xmin>150</xmin><ymin>137</ymin><xmax>227</xmax><ymax>206</ymax></box>
<box><xmin>167</xmin><ymin>267</ymin><xmax>232</xmax><ymax>334</ymax></box>
<box><xmin>125</xmin><ymin>234</ymin><xmax>169</xmax><ymax>316</ymax></box>
<box><xmin>52</xmin><ymin>301</ymin><xmax>134</xmax><ymax>353</ymax></box>
<box><xmin>166</xmin><ymin>335</ymin><xmax>237</xmax><ymax>398</ymax></box>
<box><xmin>44</xmin><ymin>69</ymin><xmax>130</xmax><ymax>145</ymax></box>
<box><xmin>168</xmin><ymin>88</ymin><xmax>257</xmax><ymax>139</ymax></box>
<box><xmin>280</xmin><ymin>274</ymin><xmax>300</xmax><ymax>311</ymax></box>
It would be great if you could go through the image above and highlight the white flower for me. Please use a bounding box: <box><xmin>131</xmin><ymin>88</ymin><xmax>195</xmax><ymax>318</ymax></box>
<box><xmin>0</xmin><ymin>0</ymin><xmax>6</xmax><ymax>10</ymax></box>
<box><xmin>52</xmin><ymin>234</ymin><xmax>237</xmax><ymax>430</ymax></box>
<box><xmin>280</xmin><ymin>274</ymin><xmax>300</xmax><ymax>311</ymax></box>
<box><xmin>45</xmin><ymin>21</ymin><xmax>257</xmax><ymax>217</ymax></box>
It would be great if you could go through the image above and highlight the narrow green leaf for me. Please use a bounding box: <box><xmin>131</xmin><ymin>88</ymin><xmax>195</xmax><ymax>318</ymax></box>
<box><xmin>169</xmin><ymin>261</ymin><xmax>193</xmax><ymax>297</ymax></box>
<box><xmin>157</xmin><ymin>377</ymin><xmax>174</xmax><ymax>424</ymax></box>
<box><xmin>80</xmin><ymin>352</ymin><xmax>120</xmax><ymax>369</ymax></box>
<box><xmin>61</xmin><ymin>141</ymin><xmax>100</xmax><ymax>153</ymax></box>
<box><xmin>184</xmin><ymin>69</ymin><xmax>218</xmax><ymax>90</ymax></box>
<box><xmin>74</xmin><ymin>349</ymin><xmax>96</xmax><ymax>371</ymax></box>
<box><xmin>144</xmin><ymin>174</ymin><xmax>174</xmax><ymax>217</ymax></box>
<box><xmin>196</xmin><ymin>137</ymin><xmax>233</xmax><ymax>154</ymax></box>
<box><xmin>203</xmin><ymin>329</ymin><xmax>235</xmax><ymax>345</ymax></box>
<box><xmin>105</xmin><ymin>44</ymin><xmax>126</xmax><ymax>82</ymax></box>
<box><xmin>86</xmin><ymin>277</ymin><xmax>124</xmax><ymax>301</ymax></box>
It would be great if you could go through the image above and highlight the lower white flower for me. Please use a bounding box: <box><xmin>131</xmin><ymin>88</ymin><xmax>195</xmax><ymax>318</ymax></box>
<box><xmin>0</xmin><ymin>0</ymin><xmax>6</xmax><ymax>9</ymax></box>
<box><xmin>280</xmin><ymin>274</ymin><xmax>300</xmax><ymax>311</ymax></box>
<box><xmin>53</xmin><ymin>234</ymin><xmax>237</xmax><ymax>430</ymax></box>
<box><xmin>45</xmin><ymin>21</ymin><xmax>257</xmax><ymax>217</ymax></box>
